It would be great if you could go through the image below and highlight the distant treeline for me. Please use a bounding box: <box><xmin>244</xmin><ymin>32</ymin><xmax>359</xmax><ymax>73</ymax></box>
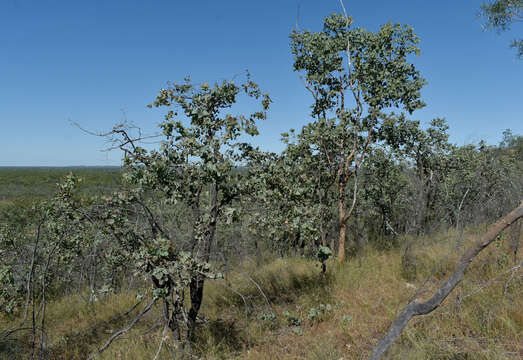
<box><xmin>0</xmin><ymin>167</ymin><xmax>122</xmax><ymax>201</ymax></box>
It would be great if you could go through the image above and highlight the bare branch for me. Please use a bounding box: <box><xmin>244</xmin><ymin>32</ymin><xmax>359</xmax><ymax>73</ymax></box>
<box><xmin>215</xmin><ymin>280</ymin><xmax>251</xmax><ymax>346</ymax></box>
<box><xmin>410</xmin><ymin>261</ymin><xmax>522</xmax><ymax>327</ymax></box>
<box><xmin>356</xmin><ymin>125</ymin><xmax>374</xmax><ymax>169</ymax></box>
<box><xmin>153</xmin><ymin>302</ymin><xmax>175</xmax><ymax>360</ymax></box>
<box><xmin>71</xmin><ymin>121</ymin><xmax>161</xmax><ymax>154</ymax></box>
<box><xmin>455</xmin><ymin>188</ymin><xmax>470</xmax><ymax>247</ymax></box>
<box><xmin>385</xmin><ymin>220</ymin><xmax>399</xmax><ymax>236</ymax></box>
<box><xmin>299</xmin><ymin>75</ymin><xmax>319</xmax><ymax>103</ymax></box>
<box><xmin>237</xmin><ymin>270</ymin><xmax>273</xmax><ymax>311</ymax></box>
<box><xmin>87</xmin><ymin>298</ymin><xmax>157</xmax><ymax>360</ymax></box>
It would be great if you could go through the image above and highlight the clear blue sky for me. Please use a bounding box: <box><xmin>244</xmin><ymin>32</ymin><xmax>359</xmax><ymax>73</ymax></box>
<box><xmin>1</xmin><ymin>0</ymin><xmax>521</xmax><ymax>166</ymax></box>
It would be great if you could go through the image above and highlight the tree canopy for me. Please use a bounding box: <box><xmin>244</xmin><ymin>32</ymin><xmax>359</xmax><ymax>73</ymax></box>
<box><xmin>480</xmin><ymin>0</ymin><xmax>523</xmax><ymax>58</ymax></box>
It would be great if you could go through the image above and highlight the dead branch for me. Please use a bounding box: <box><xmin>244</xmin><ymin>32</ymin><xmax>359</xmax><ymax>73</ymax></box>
<box><xmin>237</xmin><ymin>269</ymin><xmax>274</xmax><ymax>311</ymax></box>
<box><xmin>370</xmin><ymin>201</ymin><xmax>523</xmax><ymax>360</ymax></box>
<box><xmin>87</xmin><ymin>297</ymin><xmax>157</xmax><ymax>360</ymax></box>
<box><xmin>419</xmin><ymin>261</ymin><xmax>521</xmax><ymax>321</ymax></box>
<box><xmin>71</xmin><ymin>121</ymin><xmax>161</xmax><ymax>154</ymax></box>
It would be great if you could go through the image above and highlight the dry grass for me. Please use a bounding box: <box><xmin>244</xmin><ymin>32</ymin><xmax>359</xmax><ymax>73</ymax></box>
<box><xmin>1</xmin><ymin>226</ymin><xmax>521</xmax><ymax>359</ymax></box>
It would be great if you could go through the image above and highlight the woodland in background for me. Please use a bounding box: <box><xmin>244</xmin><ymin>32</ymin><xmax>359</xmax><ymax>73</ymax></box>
<box><xmin>1</xmin><ymin>5</ymin><xmax>522</xmax><ymax>360</ymax></box>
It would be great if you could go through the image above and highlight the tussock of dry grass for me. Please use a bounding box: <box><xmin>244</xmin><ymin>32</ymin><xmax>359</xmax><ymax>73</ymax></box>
<box><xmin>1</xmin><ymin>226</ymin><xmax>521</xmax><ymax>359</ymax></box>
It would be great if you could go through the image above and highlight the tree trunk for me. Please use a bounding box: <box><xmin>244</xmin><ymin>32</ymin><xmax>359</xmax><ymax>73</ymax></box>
<box><xmin>187</xmin><ymin>181</ymin><xmax>219</xmax><ymax>342</ymax></box>
<box><xmin>338</xmin><ymin>190</ymin><xmax>346</xmax><ymax>263</ymax></box>
<box><xmin>163</xmin><ymin>298</ymin><xmax>181</xmax><ymax>346</ymax></box>
<box><xmin>320</xmin><ymin>220</ymin><xmax>327</xmax><ymax>247</ymax></box>
<box><xmin>187</xmin><ymin>276</ymin><xmax>204</xmax><ymax>342</ymax></box>
<box><xmin>510</xmin><ymin>218</ymin><xmax>520</xmax><ymax>265</ymax></box>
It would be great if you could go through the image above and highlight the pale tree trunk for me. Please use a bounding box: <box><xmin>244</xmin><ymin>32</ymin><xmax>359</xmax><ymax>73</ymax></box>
<box><xmin>338</xmin><ymin>189</ymin><xmax>346</xmax><ymax>262</ymax></box>
<box><xmin>338</xmin><ymin>221</ymin><xmax>347</xmax><ymax>262</ymax></box>
<box><xmin>337</xmin><ymin>173</ymin><xmax>358</xmax><ymax>263</ymax></box>
<box><xmin>321</xmin><ymin>224</ymin><xmax>327</xmax><ymax>247</ymax></box>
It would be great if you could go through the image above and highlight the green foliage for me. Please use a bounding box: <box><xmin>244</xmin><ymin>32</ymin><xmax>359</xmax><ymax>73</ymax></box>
<box><xmin>317</xmin><ymin>246</ymin><xmax>332</xmax><ymax>263</ymax></box>
<box><xmin>258</xmin><ymin>311</ymin><xmax>276</xmax><ymax>322</ymax></box>
<box><xmin>282</xmin><ymin>310</ymin><xmax>302</xmax><ymax>327</ymax></box>
<box><xmin>291</xmin><ymin>326</ymin><xmax>303</xmax><ymax>336</ymax></box>
<box><xmin>340</xmin><ymin>313</ymin><xmax>352</xmax><ymax>328</ymax></box>
<box><xmin>480</xmin><ymin>0</ymin><xmax>523</xmax><ymax>58</ymax></box>
<box><xmin>307</xmin><ymin>303</ymin><xmax>332</xmax><ymax>323</ymax></box>
<box><xmin>290</xmin><ymin>14</ymin><xmax>426</xmax><ymax>116</ymax></box>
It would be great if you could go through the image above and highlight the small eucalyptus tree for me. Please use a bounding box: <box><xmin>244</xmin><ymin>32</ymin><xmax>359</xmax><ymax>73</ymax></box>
<box><xmin>79</xmin><ymin>75</ymin><xmax>271</xmax><ymax>356</ymax></box>
<box><xmin>290</xmin><ymin>11</ymin><xmax>426</xmax><ymax>261</ymax></box>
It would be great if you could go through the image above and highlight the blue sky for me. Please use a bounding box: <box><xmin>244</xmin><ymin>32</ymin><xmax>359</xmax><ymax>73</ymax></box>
<box><xmin>1</xmin><ymin>0</ymin><xmax>521</xmax><ymax>166</ymax></box>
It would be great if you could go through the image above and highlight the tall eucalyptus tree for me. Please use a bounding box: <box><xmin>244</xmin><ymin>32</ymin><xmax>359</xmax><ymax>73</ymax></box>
<box><xmin>290</xmin><ymin>12</ymin><xmax>426</xmax><ymax>261</ymax></box>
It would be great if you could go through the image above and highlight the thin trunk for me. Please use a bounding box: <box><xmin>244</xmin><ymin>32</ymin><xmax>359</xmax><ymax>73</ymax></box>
<box><xmin>188</xmin><ymin>181</ymin><xmax>218</xmax><ymax>342</ymax></box>
<box><xmin>164</xmin><ymin>297</ymin><xmax>181</xmax><ymax>346</ymax></box>
<box><xmin>321</xmin><ymin>225</ymin><xmax>327</xmax><ymax>247</ymax></box>
<box><xmin>338</xmin><ymin>222</ymin><xmax>347</xmax><ymax>262</ymax></box>
<box><xmin>203</xmin><ymin>182</ymin><xmax>218</xmax><ymax>261</ymax></box>
<box><xmin>338</xmin><ymin>189</ymin><xmax>346</xmax><ymax>262</ymax></box>
<box><xmin>187</xmin><ymin>277</ymin><xmax>204</xmax><ymax>341</ymax></box>
<box><xmin>511</xmin><ymin>218</ymin><xmax>521</xmax><ymax>264</ymax></box>
<box><xmin>319</xmin><ymin>190</ymin><xmax>327</xmax><ymax>247</ymax></box>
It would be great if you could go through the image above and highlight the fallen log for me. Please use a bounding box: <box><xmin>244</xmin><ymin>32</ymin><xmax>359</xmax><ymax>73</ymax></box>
<box><xmin>370</xmin><ymin>201</ymin><xmax>523</xmax><ymax>360</ymax></box>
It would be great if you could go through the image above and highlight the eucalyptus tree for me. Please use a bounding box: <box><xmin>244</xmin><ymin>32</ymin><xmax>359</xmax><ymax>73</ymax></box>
<box><xmin>290</xmin><ymin>12</ymin><xmax>426</xmax><ymax>261</ymax></box>
<box><xmin>78</xmin><ymin>75</ymin><xmax>271</xmax><ymax>356</ymax></box>
<box><xmin>381</xmin><ymin>116</ymin><xmax>452</xmax><ymax>234</ymax></box>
